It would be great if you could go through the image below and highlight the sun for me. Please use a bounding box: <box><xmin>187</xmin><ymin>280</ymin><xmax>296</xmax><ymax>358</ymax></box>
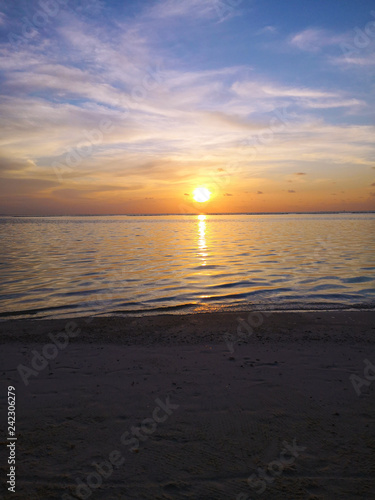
<box><xmin>193</xmin><ymin>187</ymin><xmax>211</xmax><ymax>203</ymax></box>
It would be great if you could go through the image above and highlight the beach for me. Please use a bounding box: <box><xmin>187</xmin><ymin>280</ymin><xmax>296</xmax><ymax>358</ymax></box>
<box><xmin>1</xmin><ymin>310</ymin><xmax>375</xmax><ymax>499</ymax></box>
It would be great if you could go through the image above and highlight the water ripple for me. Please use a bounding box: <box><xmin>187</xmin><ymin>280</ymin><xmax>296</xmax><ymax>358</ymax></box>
<box><xmin>0</xmin><ymin>213</ymin><xmax>374</xmax><ymax>318</ymax></box>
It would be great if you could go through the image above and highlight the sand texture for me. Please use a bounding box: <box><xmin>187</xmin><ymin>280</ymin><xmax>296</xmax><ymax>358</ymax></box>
<box><xmin>0</xmin><ymin>311</ymin><xmax>375</xmax><ymax>499</ymax></box>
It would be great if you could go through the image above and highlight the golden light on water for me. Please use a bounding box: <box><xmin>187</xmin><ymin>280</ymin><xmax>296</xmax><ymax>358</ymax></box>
<box><xmin>197</xmin><ymin>214</ymin><xmax>207</xmax><ymax>266</ymax></box>
<box><xmin>193</xmin><ymin>187</ymin><xmax>211</xmax><ymax>203</ymax></box>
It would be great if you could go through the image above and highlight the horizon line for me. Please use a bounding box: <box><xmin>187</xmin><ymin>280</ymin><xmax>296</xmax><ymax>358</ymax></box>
<box><xmin>1</xmin><ymin>211</ymin><xmax>375</xmax><ymax>217</ymax></box>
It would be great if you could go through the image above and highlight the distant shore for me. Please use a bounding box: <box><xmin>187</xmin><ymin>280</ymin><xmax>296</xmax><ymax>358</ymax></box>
<box><xmin>1</xmin><ymin>310</ymin><xmax>375</xmax><ymax>499</ymax></box>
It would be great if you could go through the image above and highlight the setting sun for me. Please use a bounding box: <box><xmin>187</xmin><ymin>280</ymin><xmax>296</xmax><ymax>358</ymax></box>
<box><xmin>193</xmin><ymin>187</ymin><xmax>211</xmax><ymax>203</ymax></box>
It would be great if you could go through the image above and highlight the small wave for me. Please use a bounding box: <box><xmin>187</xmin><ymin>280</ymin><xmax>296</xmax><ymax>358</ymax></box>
<box><xmin>311</xmin><ymin>284</ymin><xmax>349</xmax><ymax>291</ymax></box>
<box><xmin>108</xmin><ymin>303</ymin><xmax>194</xmax><ymax>314</ymax></box>
<box><xmin>52</xmin><ymin>289</ymin><xmax>101</xmax><ymax>297</ymax></box>
<box><xmin>308</xmin><ymin>292</ymin><xmax>365</xmax><ymax>300</ymax></box>
<box><xmin>342</xmin><ymin>276</ymin><xmax>374</xmax><ymax>284</ymax></box>
<box><xmin>209</xmin><ymin>280</ymin><xmax>263</xmax><ymax>289</ymax></box>
<box><xmin>202</xmin><ymin>287</ymin><xmax>294</xmax><ymax>302</ymax></box>
<box><xmin>192</xmin><ymin>264</ymin><xmax>222</xmax><ymax>270</ymax></box>
<box><xmin>0</xmin><ymin>303</ymin><xmax>83</xmax><ymax>318</ymax></box>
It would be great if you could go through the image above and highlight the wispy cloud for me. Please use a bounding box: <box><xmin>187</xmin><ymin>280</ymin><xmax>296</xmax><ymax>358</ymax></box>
<box><xmin>289</xmin><ymin>28</ymin><xmax>347</xmax><ymax>53</ymax></box>
<box><xmin>288</xmin><ymin>25</ymin><xmax>375</xmax><ymax>72</ymax></box>
<box><xmin>257</xmin><ymin>25</ymin><xmax>277</xmax><ymax>35</ymax></box>
<box><xmin>231</xmin><ymin>80</ymin><xmax>364</xmax><ymax>111</ymax></box>
<box><xmin>144</xmin><ymin>0</ymin><xmax>241</xmax><ymax>22</ymax></box>
<box><xmin>330</xmin><ymin>52</ymin><xmax>375</xmax><ymax>67</ymax></box>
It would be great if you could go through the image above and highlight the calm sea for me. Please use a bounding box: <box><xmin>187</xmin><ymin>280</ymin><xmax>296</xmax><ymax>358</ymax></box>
<box><xmin>1</xmin><ymin>214</ymin><xmax>374</xmax><ymax>319</ymax></box>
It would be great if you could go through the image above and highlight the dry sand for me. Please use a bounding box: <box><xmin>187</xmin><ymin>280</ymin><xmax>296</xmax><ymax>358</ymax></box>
<box><xmin>0</xmin><ymin>310</ymin><xmax>375</xmax><ymax>499</ymax></box>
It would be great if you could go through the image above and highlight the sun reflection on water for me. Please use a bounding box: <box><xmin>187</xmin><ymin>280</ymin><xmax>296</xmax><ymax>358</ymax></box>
<box><xmin>197</xmin><ymin>214</ymin><xmax>207</xmax><ymax>265</ymax></box>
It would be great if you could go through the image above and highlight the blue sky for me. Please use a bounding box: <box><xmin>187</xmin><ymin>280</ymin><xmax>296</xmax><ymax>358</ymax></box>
<box><xmin>0</xmin><ymin>0</ymin><xmax>374</xmax><ymax>214</ymax></box>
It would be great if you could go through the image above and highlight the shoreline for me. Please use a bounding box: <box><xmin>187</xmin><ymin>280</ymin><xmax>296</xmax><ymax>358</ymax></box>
<box><xmin>1</xmin><ymin>303</ymin><xmax>375</xmax><ymax>322</ymax></box>
<box><xmin>1</xmin><ymin>310</ymin><xmax>375</xmax><ymax>344</ymax></box>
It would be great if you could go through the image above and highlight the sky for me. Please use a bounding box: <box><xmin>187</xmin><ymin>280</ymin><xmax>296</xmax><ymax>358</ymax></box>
<box><xmin>0</xmin><ymin>0</ymin><xmax>374</xmax><ymax>215</ymax></box>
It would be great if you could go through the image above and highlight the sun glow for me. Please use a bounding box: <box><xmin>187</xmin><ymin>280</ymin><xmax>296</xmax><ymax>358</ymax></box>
<box><xmin>193</xmin><ymin>187</ymin><xmax>211</xmax><ymax>203</ymax></box>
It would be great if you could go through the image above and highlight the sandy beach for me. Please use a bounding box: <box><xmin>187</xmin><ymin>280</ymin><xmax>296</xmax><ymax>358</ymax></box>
<box><xmin>1</xmin><ymin>310</ymin><xmax>375</xmax><ymax>499</ymax></box>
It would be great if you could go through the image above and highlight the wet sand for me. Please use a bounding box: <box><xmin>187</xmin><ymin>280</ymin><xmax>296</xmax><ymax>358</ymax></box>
<box><xmin>0</xmin><ymin>310</ymin><xmax>375</xmax><ymax>499</ymax></box>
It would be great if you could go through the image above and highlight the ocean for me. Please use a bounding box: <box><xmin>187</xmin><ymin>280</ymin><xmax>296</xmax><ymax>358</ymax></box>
<box><xmin>1</xmin><ymin>213</ymin><xmax>374</xmax><ymax>319</ymax></box>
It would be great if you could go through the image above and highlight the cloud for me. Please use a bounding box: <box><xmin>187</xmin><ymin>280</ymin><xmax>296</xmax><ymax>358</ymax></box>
<box><xmin>289</xmin><ymin>28</ymin><xmax>346</xmax><ymax>53</ymax></box>
<box><xmin>204</xmin><ymin>111</ymin><xmax>262</xmax><ymax>130</ymax></box>
<box><xmin>0</xmin><ymin>178</ymin><xmax>58</xmax><ymax>195</ymax></box>
<box><xmin>331</xmin><ymin>54</ymin><xmax>375</xmax><ymax>67</ymax></box>
<box><xmin>261</xmin><ymin>86</ymin><xmax>334</xmax><ymax>98</ymax></box>
<box><xmin>145</xmin><ymin>0</ymin><xmax>238</xmax><ymax>22</ymax></box>
<box><xmin>184</xmin><ymin>193</ymin><xmax>190</xmax><ymax>196</ymax></box>
<box><xmin>52</xmin><ymin>184</ymin><xmax>143</xmax><ymax>199</ymax></box>
<box><xmin>302</xmin><ymin>98</ymin><xmax>364</xmax><ymax>110</ymax></box>
<box><xmin>75</xmin><ymin>0</ymin><xmax>106</xmax><ymax>16</ymax></box>
<box><xmin>295</xmin><ymin>172</ymin><xmax>306</xmax><ymax>175</ymax></box>
<box><xmin>257</xmin><ymin>191</ymin><xmax>263</xmax><ymax>194</ymax></box>
<box><xmin>224</xmin><ymin>193</ymin><xmax>233</xmax><ymax>196</ymax></box>
<box><xmin>232</xmin><ymin>80</ymin><xmax>335</xmax><ymax>99</ymax></box>
<box><xmin>288</xmin><ymin>190</ymin><xmax>296</xmax><ymax>193</ymax></box>
<box><xmin>289</xmin><ymin>27</ymin><xmax>375</xmax><ymax>72</ymax></box>
<box><xmin>231</xmin><ymin>80</ymin><xmax>363</xmax><ymax>111</ymax></box>
<box><xmin>0</xmin><ymin>156</ymin><xmax>36</xmax><ymax>174</ymax></box>
<box><xmin>371</xmin><ymin>183</ymin><xmax>375</xmax><ymax>187</ymax></box>
<box><xmin>257</xmin><ymin>25</ymin><xmax>277</xmax><ymax>35</ymax></box>
<box><xmin>329</xmin><ymin>37</ymin><xmax>375</xmax><ymax>68</ymax></box>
